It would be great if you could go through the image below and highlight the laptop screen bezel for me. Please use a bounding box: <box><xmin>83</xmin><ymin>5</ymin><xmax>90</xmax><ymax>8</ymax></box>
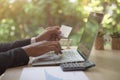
<box><xmin>77</xmin><ymin>12</ymin><xmax>104</xmax><ymax>60</ymax></box>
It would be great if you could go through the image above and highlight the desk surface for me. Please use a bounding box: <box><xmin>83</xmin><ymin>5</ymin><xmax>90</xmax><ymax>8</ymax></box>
<box><xmin>1</xmin><ymin>48</ymin><xmax>120</xmax><ymax>80</ymax></box>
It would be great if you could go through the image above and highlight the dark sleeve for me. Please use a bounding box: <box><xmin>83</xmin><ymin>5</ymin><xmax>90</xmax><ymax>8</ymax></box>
<box><xmin>0</xmin><ymin>39</ymin><xmax>31</xmax><ymax>52</ymax></box>
<box><xmin>0</xmin><ymin>48</ymin><xmax>29</xmax><ymax>75</ymax></box>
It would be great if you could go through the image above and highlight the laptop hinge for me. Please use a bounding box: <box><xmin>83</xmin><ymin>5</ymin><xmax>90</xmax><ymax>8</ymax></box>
<box><xmin>77</xmin><ymin>50</ymin><xmax>87</xmax><ymax>61</ymax></box>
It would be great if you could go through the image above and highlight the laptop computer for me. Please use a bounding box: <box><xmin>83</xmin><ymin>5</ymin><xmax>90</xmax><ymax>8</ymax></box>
<box><xmin>32</xmin><ymin>12</ymin><xmax>104</xmax><ymax>66</ymax></box>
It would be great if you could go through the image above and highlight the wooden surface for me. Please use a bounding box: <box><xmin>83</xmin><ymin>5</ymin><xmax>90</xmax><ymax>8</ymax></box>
<box><xmin>85</xmin><ymin>48</ymin><xmax>120</xmax><ymax>80</ymax></box>
<box><xmin>1</xmin><ymin>48</ymin><xmax>120</xmax><ymax>80</ymax></box>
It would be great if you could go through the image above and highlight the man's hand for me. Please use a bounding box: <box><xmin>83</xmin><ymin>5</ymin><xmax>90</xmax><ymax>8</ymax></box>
<box><xmin>35</xmin><ymin>26</ymin><xmax>61</xmax><ymax>42</ymax></box>
<box><xmin>22</xmin><ymin>41</ymin><xmax>62</xmax><ymax>57</ymax></box>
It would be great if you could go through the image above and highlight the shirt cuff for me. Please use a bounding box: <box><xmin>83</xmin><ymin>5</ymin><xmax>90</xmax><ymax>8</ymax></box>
<box><xmin>31</xmin><ymin>37</ymin><xmax>36</xmax><ymax>44</ymax></box>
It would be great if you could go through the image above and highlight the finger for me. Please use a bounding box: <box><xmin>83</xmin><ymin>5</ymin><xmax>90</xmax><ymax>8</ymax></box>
<box><xmin>48</xmin><ymin>46</ymin><xmax>60</xmax><ymax>54</ymax></box>
<box><xmin>55</xmin><ymin>32</ymin><xmax>61</xmax><ymax>40</ymax></box>
<box><xmin>49</xmin><ymin>34</ymin><xmax>57</xmax><ymax>41</ymax></box>
<box><xmin>46</xmin><ymin>27</ymin><xmax>53</xmax><ymax>30</ymax></box>
<box><xmin>50</xmin><ymin>41</ymin><xmax>62</xmax><ymax>54</ymax></box>
<box><xmin>44</xmin><ymin>27</ymin><xmax>60</xmax><ymax>41</ymax></box>
<box><xmin>48</xmin><ymin>34</ymin><xmax>58</xmax><ymax>41</ymax></box>
<box><xmin>50</xmin><ymin>31</ymin><xmax>61</xmax><ymax>41</ymax></box>
<box><xmin>46</xmin><ymin>26</ymin><xmax>60</xmax><ymax>30</ymax></box>
<box><xmin>52</xmin><ymin>26</ymin><xmax>60</xmax><ymax>30</ymax></box>
<box><xmin>49</xmin><ymin>26</ymin><xmax>60</xmax><ymax>33</ymax></box>
<box><xmin>47</xmin><ymin>26</ymin><xmax>60</xmax><ymax>35</ymax></box>
<box><xmin>47</xmin><ymin>41</ymin><xmax>61</xmax><ymax>53</ymax></box>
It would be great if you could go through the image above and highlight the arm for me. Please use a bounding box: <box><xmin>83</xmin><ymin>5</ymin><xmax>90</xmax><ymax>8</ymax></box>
<box><xmin>0</xmin><ymin>26</ymin><xmax>60</xmax><ymax>52</ymax></box>
<box><xmin>0</xmin><ymin>48</ymin><xmax>29</xmax><ymax>75</ymax></box>
<box><xmin>0</xmin><ymin>41</ymin><xmax>62</xmax><ymax>75</ymax></box>
<box><xmin>0</xmin><ymin>26</ymin><xmax>61</xmax><ymax>75</ymax></box>
<box><xmin>0</xmin><ymin>39</ymin><xmax>30</xmax><ymax>52</ymax></box>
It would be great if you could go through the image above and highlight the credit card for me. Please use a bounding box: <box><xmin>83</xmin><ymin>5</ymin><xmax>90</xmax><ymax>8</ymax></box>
<box><xmin>60</xmin><ymin>25</ymin><xmax>72</xmax><ymax>38</ymax></box>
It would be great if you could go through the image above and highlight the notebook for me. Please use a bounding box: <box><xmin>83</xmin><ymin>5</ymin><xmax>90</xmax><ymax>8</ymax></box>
<box><xmin>32</xmin><ymin>12</ymin><xmax>104</xmax><ymax>66</ymax></box>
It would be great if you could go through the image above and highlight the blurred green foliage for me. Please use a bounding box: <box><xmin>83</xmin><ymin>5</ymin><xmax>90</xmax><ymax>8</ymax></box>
<box><xmin>0</xmin><ymin>0</ymin><xmax>120</xmax><ymax>45</ymax></box>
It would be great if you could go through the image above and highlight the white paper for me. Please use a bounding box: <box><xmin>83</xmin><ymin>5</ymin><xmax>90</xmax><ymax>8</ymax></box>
<box><xmin>60</xmin><ymin>25</ymin><xmax>72</xmax><ymax>38</ymax></box>
<box><xmin>20</xmin><ymin>66</ymin><xmax>89</xmax><ymax>80</ymax></box>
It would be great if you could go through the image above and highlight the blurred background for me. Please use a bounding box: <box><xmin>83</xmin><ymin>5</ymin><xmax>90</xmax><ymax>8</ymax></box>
<box><xmin>0</xmin><ymin>0</ymin><xmax>120</xmax><ymax>46</ymax></box>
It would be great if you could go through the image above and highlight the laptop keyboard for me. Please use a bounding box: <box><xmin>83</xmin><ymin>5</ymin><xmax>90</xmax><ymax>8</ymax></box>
<box><xmin>62</xmin><ymin>50</ymin><xmax>76</xmax><ymax>58</ymax></box>
<box><xmin>61</xmin><ymin>49</ymin><xmax>85</xmax><ymax>62</ymax></box>
<box><xmin>32</xmin><ymin>49</ymin><xmax>85</xmax><ymax>65</ymax></box>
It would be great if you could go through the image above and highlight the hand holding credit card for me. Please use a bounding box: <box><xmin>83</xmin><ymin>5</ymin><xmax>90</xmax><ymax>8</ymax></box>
<box><xmin>60</xmin><ymin>25</ymin><xmax>72</xmax><ymax>38</ymax></box>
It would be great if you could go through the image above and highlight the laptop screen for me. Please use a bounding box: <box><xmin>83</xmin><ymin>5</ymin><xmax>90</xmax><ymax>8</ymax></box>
<box><xmin>77</xmin><ymin>12</ymin><xmax>104</xmax><ymax>59</ymax></box>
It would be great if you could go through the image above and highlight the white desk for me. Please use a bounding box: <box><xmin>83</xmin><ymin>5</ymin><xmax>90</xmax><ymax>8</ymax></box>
<box><xmin>1</xmin><ymin>48</ymin><xmax>120</xmax><ymax>80</ymax></box>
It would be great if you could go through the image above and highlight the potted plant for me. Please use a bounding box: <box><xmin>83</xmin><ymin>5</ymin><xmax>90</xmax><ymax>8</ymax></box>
<box><xmin>110</xmin><ymin>32</ymin><xmax>120</xmax><ymax>50</ymax></box>
<box><xmin>101</xmin><ymin>6</ymin><xmax>120</xmax><ymax>50</ymax></box>
<box><xmin>95</xmin><ymin>28</ymin><xmax>105</xmax><ymax>50</ymax></box>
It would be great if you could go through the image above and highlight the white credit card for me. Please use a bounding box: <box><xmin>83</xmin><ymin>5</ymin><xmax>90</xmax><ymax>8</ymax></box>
<box><xmin>60</xmin><ymin>25</ymin><xmax>72</xmax><ymax>38</ymax></box>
